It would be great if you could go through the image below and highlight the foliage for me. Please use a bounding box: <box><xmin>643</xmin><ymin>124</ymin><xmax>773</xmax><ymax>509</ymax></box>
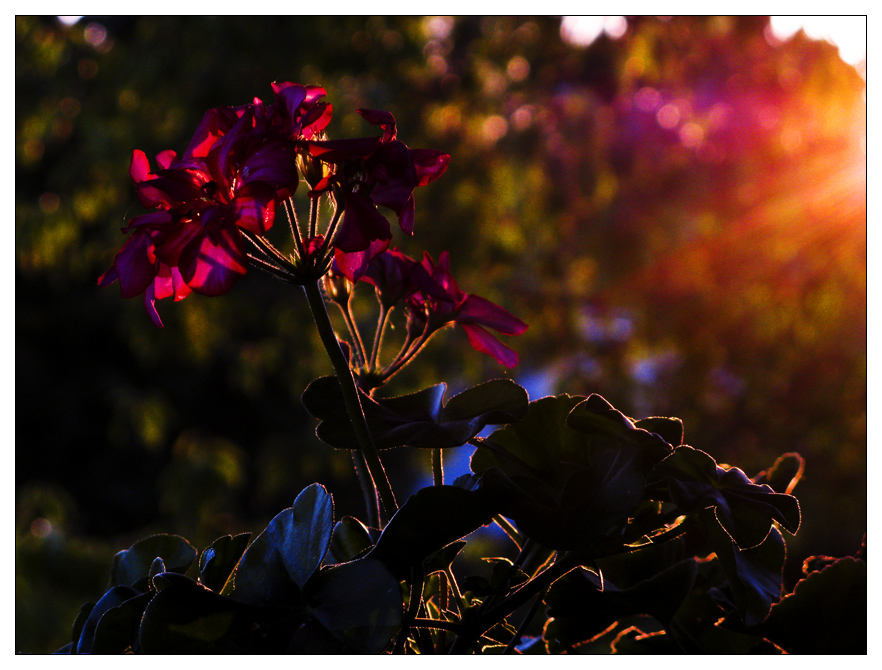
<box><xmin>16</xmin><ymin>16</ymin><xmax>865</xmax><ymax>653</ymax></box>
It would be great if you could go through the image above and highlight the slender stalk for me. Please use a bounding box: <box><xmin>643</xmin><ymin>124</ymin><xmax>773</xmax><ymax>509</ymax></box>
<box><xmin>443</xmin><ymin>565</ymin><xmax>467</xmax><ymax>617</ymax></box>
<box><xmin>410</xmin><ymin>619</ymin><xmax>464</xmax><ymax>634</ymax></box>
<box><xmin>479</xmin><ymin>552</ymin><xmax>582</xmax><ymax>633</ymax></box>
<box><xmin>311</xmin><ymin>200</ymin><xmax>343</xmax><ymax>267</ymax></box>
<box><xmin>380</xmin><ymin>322</ymin><xmax>434</xmax><ymax>385</ymax></box>
<box><xmin>302</xmin><ymin>279</ymin><xmax>397</xmax><ymax>525</ymax></box>
<box><xmin>308</xmin><ymin>193</ymin><xmax>318</xmax><ymax>239</ymax></box>
<box><xmin>448</xmin><ymin>551</ymin><xmax>584</xmax><ymax>653</ymax></box>
<box><xmin>502</xmin><ymin>590</ymin><xmax>546</xmax><ymax>654</ymax></box>
<box><xmin>283</xmin><ymin>198</ymin><xmax>307</xmax><ymax>260</ymax></box>
<box><xmin>492</xmin><ymin>515</ymin><xmax>524</xmax><ymax>550</ymax></box>
<box><xmin>432</xmin><ymin>448</ymin><xmax>444</xmax><ymax>487</ymax></box>
<box><xmin>368</xmin><ymin>302</ymin><xmax>390</xmax><ymax>371</ymax></box>
<box><xmin>393</xmin><ymin>568</ymin><xmax>425</xmax><ymax>654</ymax></box>
<box><xmin>246</xmin><ymin>253</ymin><xmax>297</xmax><ymax>282</ymax></box>
<box><xmin>343</xmin><ymin>299</ymin><xmax>369</xmax><ymax>368</ymax></box>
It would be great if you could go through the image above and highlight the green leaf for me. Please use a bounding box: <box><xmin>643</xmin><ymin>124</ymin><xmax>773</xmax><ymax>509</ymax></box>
<box><xmin>139</xmin><ymin>573</ymin><xmax>303</xmax><ymax>653</ymax></box>
<box><xmin>90</xmin><ymin>592</ymin><xmax>152</xmax><ymax>653</ymax></box>
<box><xmin>698</xmin><ymin>510</ymin><xmax>786</xmax><ymax>627</ymax></box>
<box><xmin>544</xmin><ymin>558</ymin><xmax>698</xmax><ymax>647</ymax></box>
<box><xmin>470</xmin><ymin>394</ymin><xmax>674</xmax><ymax>550</ymax></box>
<box><xmin>634</xmin><ymin>416</ymin><xmax>684</xmax><ymax>447</ymax></box>
<box><xmin>288</xmin><ymin>483</ymin><xmax>335</xmax><ymax>586</ymax></box>
<box><xmin>69</xmin><ymin>602</ymin><xmax>94</xmax><ymax>653</ymax></box>
<box><xmin>110</xmin><ymin>534</ymin><xmax>198</xmax><ymax>588</ymax></box>
<box><xmin>327</xmin><ymin>516</ymin><xmax>374</xmax><ymax>564</ymax></box>
<box><xmin>565</xmin><ymin>395</ymin><xmax>673</xmax><ymax>467</ymax></box>
<box><xmin>199</xmin><ymin>533</ymin><xmax>252</xmax><ymax>594</ymax></box>
<box><xmin>305</xmin><ymin>558</ymin><xmax>403</xmax><ymax>654</ymax></box>
<box><xmin>472</xmin><ymin>394</ymin><xmax>585</xmax><ymax>473</ymax></box>
<box><xmin>75</xmin><ymin>585</ymin><xmax>140</xmax><ymax>653</ymax></box>
<box><xmin>230</xmin><ymin>484</ymin><xmax>334</xmax><ymax>607</ymax></box>
<box><xmin>422</xmin><ymin>539</ymin><xmax>467</xmax><ymax>575</ymax></box>
<box><xmin>753</xmin><ymin>452</ymin><xmax>804</xmax><ymax>495</ymax></box>
<box><xmin>302</xmin><ymin>376</ymin><xmax>528</xmax><ymax>450</ymax></box>
<box><xmin>651</xmin><ymin>446</ymin><xmax>800</xmax><ymax>548</ymax></box>
<box><xmin>759</xmin><ymin>556</ymin><xmax>866</xmax><ymax>653</ymax></box>
<box><xmin>369</xmin><ymin>485</ymin><xmax>495</xmax><ymax>576</ymax></box>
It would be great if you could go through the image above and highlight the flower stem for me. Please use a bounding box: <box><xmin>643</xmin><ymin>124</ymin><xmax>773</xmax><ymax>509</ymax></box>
<box><xmin>303</xmin><ymin>279</ymin><xmax>397</xmax><ymax>526</ymax></box>
<box><xmin>432</xmin><ymin>448</ymin><xmax>444</xmax><ymax>487</ymax></box>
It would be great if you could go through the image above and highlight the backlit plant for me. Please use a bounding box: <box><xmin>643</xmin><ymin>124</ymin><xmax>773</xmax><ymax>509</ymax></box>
<box><xmin>63</xmin><ymin>81</ymin><xmax>864</xmax><ymax>654</ymax></box>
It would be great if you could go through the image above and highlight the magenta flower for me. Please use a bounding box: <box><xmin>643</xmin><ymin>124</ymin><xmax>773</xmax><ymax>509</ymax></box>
<box><xmin>100</xmin><ymin>82</ymin><xmax>331</xmax><ymax>325</ymax></box>
<box><xmin>406</xmin><ymin>251</ymin><xmax>529</xmax><ymax>368</ymax></box>
<box><xmin>306</xmin><ymin>109</ymin><xmax>450</xmax><ymax>280</ymax></box>
<box><xmin>359</xmin><ymin>246</ymin><xmax>435</xmax><ymax>308</ymax></box>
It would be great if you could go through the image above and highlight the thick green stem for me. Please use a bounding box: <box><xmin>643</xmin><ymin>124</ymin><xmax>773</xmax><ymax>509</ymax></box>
<box><xmin>303</xmin><ymin>280</ymin><xmax>398</xmax><ymax>526</ymax></box>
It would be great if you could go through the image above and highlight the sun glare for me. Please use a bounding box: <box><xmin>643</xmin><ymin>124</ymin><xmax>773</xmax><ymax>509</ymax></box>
<box><xmin>769</xmin><ymin>16</ymin><xmax>866</xmax><ymax>68</ymax></box>
<box><xmin>561</xmin><ymin>16</ymin><xmax>628</xmax><ymax>47</ymax></box>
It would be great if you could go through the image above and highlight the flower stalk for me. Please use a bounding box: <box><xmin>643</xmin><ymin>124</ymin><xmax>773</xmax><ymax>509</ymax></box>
<box><xmin>302</xmin><ymin>279</ymin><xmax>397</xmax><ymax>527</ymax></box>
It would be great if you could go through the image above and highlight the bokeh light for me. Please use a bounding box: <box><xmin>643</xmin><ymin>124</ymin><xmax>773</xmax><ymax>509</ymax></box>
<box><xmin>561</xmin><ymin>16</ymin><xmax>628</xmax><ymax>47</ymax></box>
<box><xmin>769</xmin><ymin>15</ymin><xmax>866</xmax><ymax>67</ymax></box>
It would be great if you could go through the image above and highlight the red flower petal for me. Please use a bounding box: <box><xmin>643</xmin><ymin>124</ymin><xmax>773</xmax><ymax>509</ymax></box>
<box><xmin>458</xmin><ymin>295</ymin><xmax>529</xmax><ymax>336</ymax></box>
<box><xmin>412</xmin><ymin>149</ymin><xmax>451</xmax><ymax>186</ymax></box>
<box><xmin>333</xmin><ymin>192</ymin><xmax>392</xmax><ymax>253</ymax></box>
<box><xmin>108</xmin><ymin>230</ymin><xmax>157</xmax><ymax>299</ymax></box>
<box><xmin>233</xmin><ymin>181</ymin><xmax>277</xmax><ymax>235</ymax></box>
<box><xmin>178</xmin><ymin>223</ymin><xmax>248</xmax><ymax>296</ymax></box>
<box><xmin>335</xmin><ymin>238</ymin><xmax>390</xmax><ymax>282</ymax></box>
<box><xmin>460</xmin><ymin>323</ymin><xmax>520</xmax><ymax>368</ymax></box>
<box><xmin>129</xmin><ymin>149</ymin><xmax>151</xmax><ymax>183</ymax></box>
<box><xmin>357</xmin><ymin>109</ymin><xmax>397</xmax><ymax>142</ymax></box>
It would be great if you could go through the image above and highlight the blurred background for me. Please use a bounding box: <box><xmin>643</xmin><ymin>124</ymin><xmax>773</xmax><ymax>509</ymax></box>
<box><xmin>16</xmin><ymin>16</ymin><xmax>866</xmax><ymax>653</ymax></box>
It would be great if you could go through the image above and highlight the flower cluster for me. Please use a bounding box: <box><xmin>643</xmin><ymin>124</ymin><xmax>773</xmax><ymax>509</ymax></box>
<box><xmin>360</xmin><ymin>249</ymin><xmax>528</xmax><ymax>371</ymax></box>
<box><xmin>99</xmin><ymin>83</ymin><xmax>330</xmax><ymax>325</ymax></box>
<box><xmin>100</xmin><ymin>81</ymin><xmax>525</xmax><ymax>372</ymax></box>
<box><xmin>99</xmin><ymin>83</ymin><xmax>449</xmax><ymax>326</ymax></box>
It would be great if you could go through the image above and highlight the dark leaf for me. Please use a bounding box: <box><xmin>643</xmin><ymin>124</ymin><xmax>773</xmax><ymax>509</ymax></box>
<box><xmin>369</xmin><ymin>485</ymin><xmax>495</xmax><ymax>576</ymax></box>
<box><xmin>759</xmin><ymin>556</ymin><xmax>866</xmax><ymax>653</ymax></box>
<box><xmin>90</xmin><ymin>592</ymin><xmax>152</xmax><ymax>653</ymax></box>
<box><xmin>75</xmin><ymin>585</ymin><xmax>140</xmax><ymax>653</ymax></box>
<box><xmin>305</xmin><ymin>557</ymin><xmax>403</xmax><ymax>654</ymax></box>
<box><xmin>470</xmin><ymin>394</ymin><xmax>673</xmax><ymax>549</ymax></box>
<box><xmin>69</xmin><ymin>602</ymin><xmax>94</xmax><ymax>653</ymax></box>
<box><xmin>199</xmin><ymin>533</ymin><xmax>252</xmax><ymax>594</ymax></box>
<box><xmin>471</xmin><ymin>394</ymin><xmax>585</xmax><ymax>473</ymax></box>
<box><xmin>110</xmin><ymin>534</ymin><xmax>198</xmax><ymax>589</ymax></box>
<box><xmin>753</xmin><ymin>452</ymin><xmax>805</xmax><ymax>495</ymax></box>
<box><xmin>230</xmin><ymin>484</ymin><xmax>334</xmax><ymax>607</ymax></box>
<box><xmin>651</xmin><ymin>446</ymin><xmax>800</xmax><ymax>548</ymax></box>
<box><xmin>544</xmin><ymin>557</ymin><xmax>697</xmax><ymax>646</ymax></box>
<box><xmin>422</xmin><ymin>539</ymin><xmax>467</xmax><ymax>575</ymax></box>
<box><xmin>302</xmin><ymin>376</ymin><xmax>528</xmax><ymax>450</ymax></box>
<box><xmin>634</xmin><ymin>416</ymin><xmax>684</xmax><ymax>448</ymax></box>
<box><xmin>698</xmin><ymin>511</ymin><xmax>786</xmax><ymax>627</ymax></box>
<box><xmin>139</xmin><ymin>573</ymin><xmax>303</xmax><ymax>653</ymax></box>
<box><xmin>327</xmin><ymin>516</ymin><xmax>374</xmax><ymax>564</ymax></box>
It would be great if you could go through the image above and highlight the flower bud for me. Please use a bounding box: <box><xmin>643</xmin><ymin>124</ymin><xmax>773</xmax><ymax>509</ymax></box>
<box><xmin>297</xmin><ymin>137</ymin><xmax>330</xmax><ymax>190</ymax></box>
<box><xmin>323</xmin><ymin>267</ymin><xmax>353</xmax><ymax>305</ymax></box>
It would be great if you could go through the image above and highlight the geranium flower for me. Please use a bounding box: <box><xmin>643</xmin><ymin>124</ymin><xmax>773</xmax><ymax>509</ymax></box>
<box><xmin>306</xmin><ymin>109</ymin><xmax>450</xmax><ymax>279</ymax></box>
<box><xmin>407</xmin><ymin>251</ymin><xmax>528</xmax><ymax>368</ymax></box>
<box><xmin>359</xmin><ymin>246</ymin><xmax>439</xmax><ymax>308</ymax></box>
<box><xmin>101</xmin><ymin>83</ymin><xmax>330</xmax><ymax>325</ymax></box>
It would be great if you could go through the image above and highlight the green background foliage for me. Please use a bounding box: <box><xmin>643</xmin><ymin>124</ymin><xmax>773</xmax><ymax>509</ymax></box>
<box><xmin>16</xmin><ymin>16</ymin><xmax>865</xmax><ymax>653</ymax></box>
